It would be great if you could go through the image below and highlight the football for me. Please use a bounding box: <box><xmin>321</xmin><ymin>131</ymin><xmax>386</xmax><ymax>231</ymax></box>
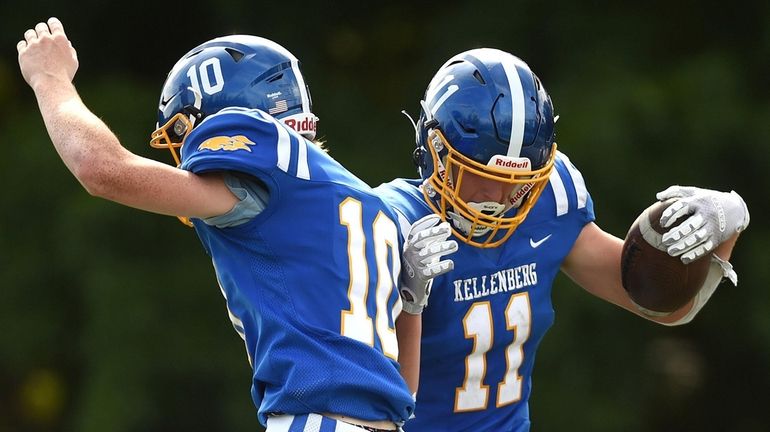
<box><xmin>620</xmin><ymin>199</ymin><xmax>712</xmax><ymax>315</ymax></box>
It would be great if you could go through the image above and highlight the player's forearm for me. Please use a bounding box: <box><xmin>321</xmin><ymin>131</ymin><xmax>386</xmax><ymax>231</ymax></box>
<box><xmin>396</xmin><ymin>313</ymin><xmax>421</xmax><ymax>394</ymax></box>
<box><xmin>31</xmin><ymin>78</ymin><xmax>238</xmax><ymax>218</ymax></box>
<box><xmin>33</xmin><ymin>77</ymin><xmax>128</xmax><ymax>196</ymax></box>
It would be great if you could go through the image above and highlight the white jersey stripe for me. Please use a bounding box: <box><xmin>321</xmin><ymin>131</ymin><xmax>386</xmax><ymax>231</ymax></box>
<box><xmin>275</xmin><ymin>120</ymin><xmax>291</xmax><ymax>173</ymax></box>
<box><xmin>549</xmin><ymin>168</ymin><xmax>569</xmax><ymax>216</ymax></box>
<box><xmin>296</xmin><ymin>135</ymin><xmax>310</xmax><ymax>180</ymax></box>
<box><xmin>265</xmin><ymin>414</ymin><xmax>376</xmax><ymax>432</ymax></box>
<box><xmin>558</xmin><ymin>152</ymin><xmax>588</xmax><ymax>209</ymax></box>
<box><xmin>303</xmin><ymin>413</ymin><xmax>322</xmax><ymax>432</ymax></box>
<box><xmin>334</xmin><ymin>420</ymin><xmax>373</xmax><ymax>431</ymax></box>
<box><xmin>265</xmin><ymin>415</ymin><xmax>292</xmax><ymax>431</ymax></box>
<box><xmin>270</xmin><ymin>111</ymin><xmax>311</xmax><ymax>179</ymax></box>
<box><xmin>237</xmin><ymin>109</ymin><xmax>310</xmax><ymax>179</ymax></box>
<box><xmin>258</xmin><ymin>112</ymin><xmax>295</xmax><ymax>176</ymax></box>
<box><xmin>500</xmin><ymin>59</ymin><xmax>526</xmax><ymax>157</ymax></box>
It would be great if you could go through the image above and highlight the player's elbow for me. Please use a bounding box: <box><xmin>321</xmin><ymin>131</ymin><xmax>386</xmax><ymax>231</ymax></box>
<box><xmin>72</xmin><ymin>152</ymin><xmax>120</xmax><ymax>199</ymax></box>
<box><xmin>76</xmin><ymin>165</ymin><xmax>110</xmax><ymax>198</ymax></box>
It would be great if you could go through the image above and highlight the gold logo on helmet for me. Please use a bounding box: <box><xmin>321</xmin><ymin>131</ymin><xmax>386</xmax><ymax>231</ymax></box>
<box><xmin>197</xmin><ymin>135</ymin><xmax>256</xmax><ymax>152</ymax></box>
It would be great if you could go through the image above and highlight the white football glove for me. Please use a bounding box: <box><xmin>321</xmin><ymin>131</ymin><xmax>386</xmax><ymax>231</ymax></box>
<box><xmin>657</xmin><ymin>186</ymin><xmax>750</xmax><ymax>264</ymax></box>
<box><xmin>400</xmin><ymin>214</ymin><xmax>458</xmax><ymax>315</ymax></box>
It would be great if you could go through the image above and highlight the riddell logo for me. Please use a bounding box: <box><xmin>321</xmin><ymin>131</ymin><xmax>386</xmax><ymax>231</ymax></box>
<box><xmin>437</xmin><ymin>167</ymin><xmax>454</xmax><ymax>188</ymax></box>
<box><xmin>494</xmin><ymin>159</ymin><xmax>530</xmax><ymax>169</ymax></box>
<box><xmin>509</xmin><ymin>182</ymin><xmax>534</xmax><ymax>205</ymax></box>
<box><xmin>284</xmin><ymin>117</ymin><xmax>317</xmax><ymax>134</ymax></box>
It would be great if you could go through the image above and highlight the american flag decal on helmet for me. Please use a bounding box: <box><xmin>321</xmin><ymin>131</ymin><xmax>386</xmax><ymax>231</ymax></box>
<box><xmin>268</xmin><ymin>100</ymin><xmax>288</xmax><ymax>115</ymax></box>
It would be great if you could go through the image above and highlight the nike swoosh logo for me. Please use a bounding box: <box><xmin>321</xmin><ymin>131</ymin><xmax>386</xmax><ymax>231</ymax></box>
<box><xmin>160</xmin><ymin>89</ymin><xmax>182</xmax><ymax>106</ymax></box>
<box><xmin>529</xmin><ymin>234</ymin><xmax>552</xmax><ymax>248</ymax></box>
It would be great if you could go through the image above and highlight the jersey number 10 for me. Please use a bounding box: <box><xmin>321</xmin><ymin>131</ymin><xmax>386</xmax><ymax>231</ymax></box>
<box><xmin>338</xmin><ymin>198</ymin><xmax>401</xmax><ymax>360</ymax></box>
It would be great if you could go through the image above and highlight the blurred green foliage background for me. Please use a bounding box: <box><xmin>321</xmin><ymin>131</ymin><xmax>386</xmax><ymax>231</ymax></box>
<box><xmin>1</xmin><ymin>1</ymin><xmax>769</xmax><ymax>431</ymax></box>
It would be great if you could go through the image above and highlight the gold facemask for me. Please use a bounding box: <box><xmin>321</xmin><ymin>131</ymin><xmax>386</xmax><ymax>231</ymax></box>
<box><xmin>422</xmin><ymin>128</ymin><xmax>556</xmax><ymax>248</ymax></box>
<box><xmin>149</xmin><ymin>112</ymin><xmax>194</xmax><ymax>167</ymax></box>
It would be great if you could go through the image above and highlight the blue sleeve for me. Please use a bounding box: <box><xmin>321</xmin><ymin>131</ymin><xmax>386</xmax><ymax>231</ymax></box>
<box><xmin>179</xmin><ymin>107</ymin><xmax>295</xmax><ymax>179</ymax></box>
<box><xmin>178</xmin><ymin>107</ymin><xmax>290</xmax><ymax>228</ymax></box>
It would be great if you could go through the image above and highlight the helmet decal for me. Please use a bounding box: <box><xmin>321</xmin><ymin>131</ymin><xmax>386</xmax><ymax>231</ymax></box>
<box><xmin>498</xmin><ymin>54</ymin><xmax>527</xmax><ymax>158</ymax></box>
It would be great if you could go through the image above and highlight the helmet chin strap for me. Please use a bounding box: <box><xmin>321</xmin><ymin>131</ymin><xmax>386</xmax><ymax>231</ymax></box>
<box><xmin>508</xmin><ymin>182</ymin><xmax>534</xmax><ymax>209</ymax></box>
<box><xmin>447</xmin><ymin>201</ymin><xmax>506</xmax><ymax>237</ymax></box>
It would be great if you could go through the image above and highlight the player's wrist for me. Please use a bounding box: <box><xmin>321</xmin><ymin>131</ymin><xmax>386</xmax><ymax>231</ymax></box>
<box><xmin>31</xmin><ymin>72</ymin><xmax>73</xmax><ymax>94</ymax></box>
<box><xmin>401</xmin><ymin>301</ymin><xmax>424</xmax><ymax>315</ymax></box>
<box><xmin>399</xmin><ymin>280</ymin><xmax>429</xmax><ymax>315</ymax></box>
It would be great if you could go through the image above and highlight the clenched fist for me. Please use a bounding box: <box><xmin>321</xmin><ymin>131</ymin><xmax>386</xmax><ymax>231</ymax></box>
<box><xmin>17</xmin><ymin>17</ymin><xmax>79</xmax><ymax>90</ymax></box>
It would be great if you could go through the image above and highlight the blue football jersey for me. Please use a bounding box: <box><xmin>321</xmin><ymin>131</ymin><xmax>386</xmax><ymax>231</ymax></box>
<box><xmin>375</xmin><ymin>152</ymin><xmax>594</xmax><ymax>432</ymax></box>
<box><xmin>179</xmin><ymin>107</ymin><xmax>414</xmax><ymax>425</ymax></box>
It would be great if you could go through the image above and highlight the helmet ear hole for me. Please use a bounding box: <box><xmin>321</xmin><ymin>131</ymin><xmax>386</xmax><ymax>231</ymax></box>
<box><xmin>173</xmin><ymin>118</ymin><xmax>188</xmax><ymax>136</ymax></box>
<box><xmin>412</xmin><ymin>147</ymin><xmax>427</xmax><ymax>169</ymax></box>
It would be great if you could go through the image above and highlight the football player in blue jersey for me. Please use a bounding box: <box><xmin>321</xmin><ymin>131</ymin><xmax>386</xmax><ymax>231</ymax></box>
<box><xmin>17</xmin><ymin>18</ymin><xmax>457</xmax><ymax>432</ymax></box>
<box><xmin>375</xmin><ymin>48</ymin><xmax>750</xmax><ymax>431</ymax></box>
